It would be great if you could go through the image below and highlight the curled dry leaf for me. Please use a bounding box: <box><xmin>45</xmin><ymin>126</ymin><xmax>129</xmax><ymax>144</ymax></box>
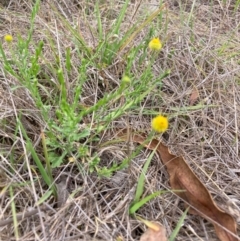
<box><xmin>118</xmin><ymin>130</ymin><xmax>238</xmax><ymax>241</ymax></box>
<box><xmin>139</xmin><ymin>219</ymin><xmax>167</xmax><ymax>241</ymax></box>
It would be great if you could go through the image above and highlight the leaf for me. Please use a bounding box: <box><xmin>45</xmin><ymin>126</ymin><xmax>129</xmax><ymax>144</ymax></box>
<box><xmin>168</xmin><ymin>207</ymin><xmax>189</xmax><ymax>241</ymax></box>
<box><xmin>118</xmin><ymin>130</ymin><xmax>238</xmax><ymax>241</ymax></box>
<box><xmin>137</xmin><ymin>217</ymin><xmax>167</xmax><ymax>241</ymax></box>
<box><xmin>189</xmin><ymin>86</ymin><xmax>199</xmax><ymax>105</ymax></box>
<box><xmin>129</xmin><ymin>190</ymin><xmax>168</xmax><ymax>215</ymax></box>
<box><xmin>133</xmin><ymin>150</ymin><xmax>156</xmax><ymax>205</ymax></box>
<box><xmin>36</xmin><ymin>190</ymin><xmax>53</xmax><ymax>206</ymax></box>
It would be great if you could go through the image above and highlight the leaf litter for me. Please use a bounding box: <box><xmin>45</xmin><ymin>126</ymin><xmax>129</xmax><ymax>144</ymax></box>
<box><xmin>118</xmin><ymin>130</ymin><xmax>238</xmax><ymax>241</ymax></box>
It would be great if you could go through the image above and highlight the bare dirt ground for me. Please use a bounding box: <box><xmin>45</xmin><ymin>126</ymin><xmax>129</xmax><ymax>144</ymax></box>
<box><xmin>0</xmin><ymin>0</ymin><xmax>240</xmax><ymax>240</ymax></box>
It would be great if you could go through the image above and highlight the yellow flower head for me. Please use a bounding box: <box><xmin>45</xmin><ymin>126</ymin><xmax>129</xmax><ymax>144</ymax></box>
<box><xmin>148</xmin><ymin>37</ymin><xmax>162</xmax><ymax>51</ymax></box>
<box><xmin>4</xmin><ymin>34</ymin><xmax>13</xmax><ymax>43</ymax></box>
<box><xmin>151</xmin><ymin>115</ymin><xmax>168</xmax><ymax>133</ymax></box>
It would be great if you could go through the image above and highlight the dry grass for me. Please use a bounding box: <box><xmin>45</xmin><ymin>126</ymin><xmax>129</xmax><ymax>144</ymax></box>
<box><xmin>0</xmin><ymin>0</ymin><xmax>240</xmax><ymax>240</ymax></box>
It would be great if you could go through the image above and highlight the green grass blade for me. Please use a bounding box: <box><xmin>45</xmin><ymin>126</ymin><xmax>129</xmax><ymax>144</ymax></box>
<box><xmin>133</xmin><ymin>149</ymin><xmax>156</xmax><ymax>204</ymax></box>
<box><xmin>36</xmin><ymin>190</ymin><xmax>53</xmax><ymax>206</ymax></box>
<box><xmin>0</xmin><ymin>43</ymin><xmax>16</xmax><ymax>75</ymax></box>
<box><xmin>26</xmin><ymin>0</ymin><xmax>41</xmax><ymax>47</ymax></box>
<box><xmin>119</xmin><ymin>5</ymin><xmax>165</xmax><ymax>52</ymax></box>
<box><xmin>19</xmin><ymin>121</ymin><xmax>52</xmax><ymax>187</ymax></box>
<box><xmin>48</xmin><ymin>3</ymin><xmax>92</xmax><ymax>57</ymax></box>
<box><xmin>65</xmin><ymin>47</ymin><xmax>71</xmax><ymax>72</ymax></box>
<box><xmin>41</xmin><ymin>131</ymin><xmax>57</xmax><ymax>198</ymax></box>
<box><xmin>9</xmin><ymin>186</ymin><xmax>19</xmax><ymax>240</ymax></box>
<box><xmin>234</xmin><ymin>0</ymin><xmax>240</xmax><ymax>12</ymax></box>
<box><xmin>168</xmin><ymin>207</ymin><xmax>189</xmax><ymax>241</ymax></box>
<box><xmin>25</xmin><ymin>141</ymin><xmax>52</xmax><ymax>187</ymax></box>
<box><xmin>95</xmin><ymin>2</ymin><xmax>103</xmax><ymax>40</ymax></box>
<box><xmin>57</xmin><ymin>68</ymin><xmax>67</xmax><ymax>104</ymax></box>
<box><xmin>110</xmin><ymin>0</ymin><xmax>130</xmax><ymax>36</ymax></box>
<box><xmin>129</xmin><ymin>190</ymin><xmax>168</xmax><ymax>215</ymax></box>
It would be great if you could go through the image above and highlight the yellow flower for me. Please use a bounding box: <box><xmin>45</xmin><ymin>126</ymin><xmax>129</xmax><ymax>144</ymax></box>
<box><xmin>4</xmin><ymin>34</ymin><xmax>13</xmax><ymax>43</ymax></box>
<box><xmin>151</xmin><ymin>115</ymin><xmax>168</xmax><ymax>133</ymax></box>
<box><xmin>148</xmin><ymin>37</ymin><xmax>162</xmax><ymax>51</ymax></box>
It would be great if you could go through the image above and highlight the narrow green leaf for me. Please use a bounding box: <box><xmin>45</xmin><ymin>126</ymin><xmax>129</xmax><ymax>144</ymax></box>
<box><xmin>51</xmin><ymin>151</ymin><xmax>68</xmax><ymax>168</ymax></box>
<box><xmin>26</xmin><ymin>0</ymin><xmax>41</xmax><ymax>47</ymax></box>
<box><xmin>110</xmin><ymin>0</ymin><xmax>130</xmax><ymax>36</ymax></box>
<box><xmin>48</xmin><ymin>4</ymin><xmax>92</xmax><ymax>57</ymax></box>
<box><xmin>95</xmin><ymin>2</ymin><xmax>103</xmax><ymax>40</ymax></box>
<box><xmin>168</xmin><ymin>207</ymin><xmax>189</xmax><ymax>241</ymax></box>
<box><xmin>129</xmin><ymin>190</ymin><xmax>168</xmax><ymax>214</ymax></box>
<box><xmin>19</xmin><ymin>121</ymin><xmax>52</xmax><ymax>187</ymax></box>
<box><xmin>77</xmin><ymin>129</ymin><xmax>91</xmax><ymax>139</ymax></box>
<box><xmin>65</xmin><ymin>47</ymin><xmax>71</xmax><ymax>72</ymax></box>
<box><xmin>9</xmin><ymin>186</ymin><xmax>19</xmax><ymax>240</ymax></box>
<box><xmin>41</xmin><ymin>131</ymin><xmax>57</xmax><ymax>198</ymax></box>
<box><xmin>133</xmin><ymin>150</ymin><xmax>156</xmax><ymax>204</ymax></box>
<box><xmin>36</xmin><ymin>190</ymin><xmax>53</xmax><ymax>206</ymax></box>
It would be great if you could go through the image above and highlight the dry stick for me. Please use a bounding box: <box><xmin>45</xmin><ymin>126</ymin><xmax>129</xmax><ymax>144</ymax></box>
<box><xmin>0</xmin><ymin>206</ymin><xmax>51</xmax><ymax>227</ymax></box>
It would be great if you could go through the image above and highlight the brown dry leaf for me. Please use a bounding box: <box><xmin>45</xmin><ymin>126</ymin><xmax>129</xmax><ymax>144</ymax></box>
<box><xmin>189</xmin><ymin>86</ymin><xmax>199</xmax><ymax>105</ymax></box>
<box><xmin>139</xmin><ymin>218</ymin><xmax>167</xmax><ymax>241</ymax></box>
<box><xmin>118</xmin><ymin>130</ymin><xmax>238</xmax><ymax>241</ymax></box>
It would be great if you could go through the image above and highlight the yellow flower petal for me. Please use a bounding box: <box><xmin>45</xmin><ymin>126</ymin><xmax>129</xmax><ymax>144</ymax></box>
<box><xmin>148</xmin><ymin>37</ymin><xmax>162</xmax><ymax>51</ymax></box>
<box><xmin>4</xmin><ymin>34</ymin><xmax>13</xmax><ymax>43</ymax></box>
<box><xmin>151</xmin><ymin>115</ymin><xmax>168</xmax><ymax>133</ymax></box>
